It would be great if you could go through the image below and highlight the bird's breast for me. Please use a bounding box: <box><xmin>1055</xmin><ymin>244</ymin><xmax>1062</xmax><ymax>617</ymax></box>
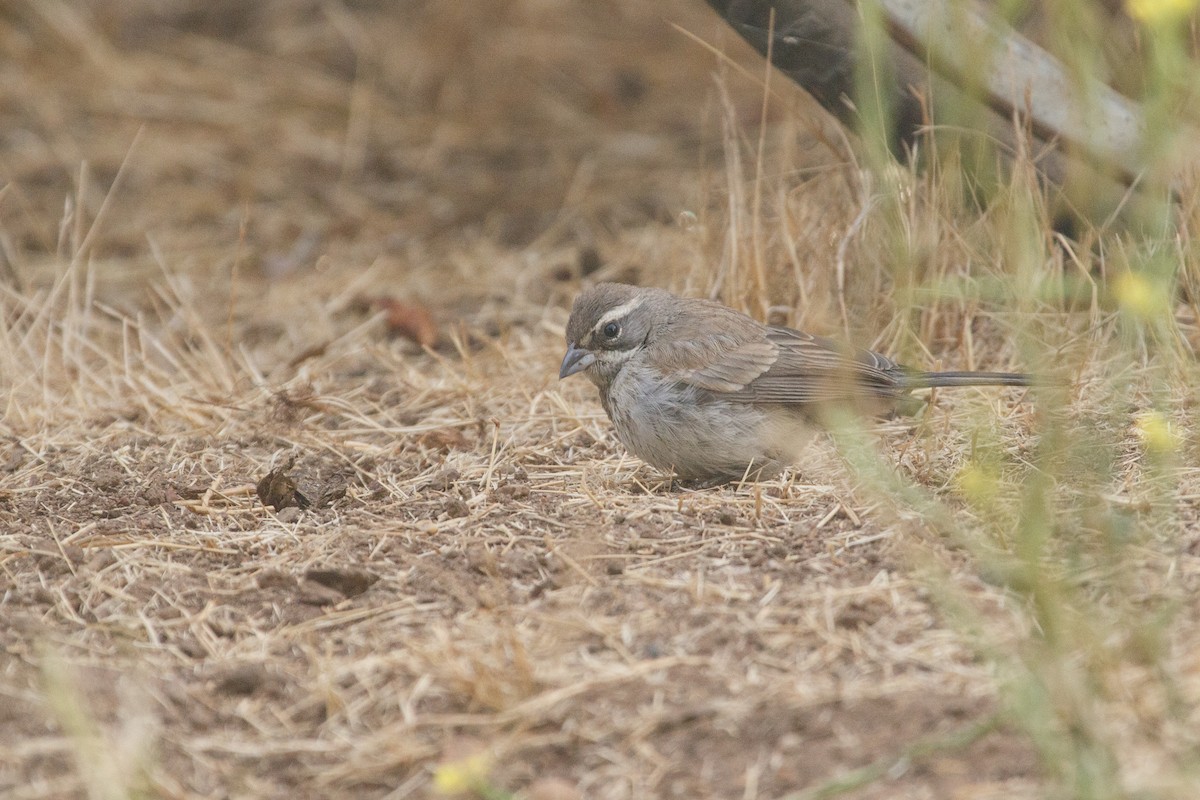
<box><xmin>598</xmin><ymin>361</ymin><xmax>806</xmax><ymax>480</ymax></box>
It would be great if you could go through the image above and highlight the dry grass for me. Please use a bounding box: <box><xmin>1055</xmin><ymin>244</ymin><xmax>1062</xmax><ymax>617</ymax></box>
<box><xmin>3</xmin><ymin>1</ymin><xmax>1200</xmax><ymax>799</ymax></box>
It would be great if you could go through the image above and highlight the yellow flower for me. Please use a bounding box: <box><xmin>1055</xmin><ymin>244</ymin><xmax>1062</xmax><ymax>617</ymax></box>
<box><xmin>957</xmin><ymin>462</ymin><xmax>1000</xmax><ymax>505</ymax></box>
<box><xmin>433</xmin><ymin>751</ymin><xmax>494</xmax><ymax>796</ymax></box>
<box><xmin>1135</xmin><ymin>411</ymin><xmax>1177</xmax><ymax>455</ymax></box>
<box><xmin>1126</xmin><ymin>0</ymin><xmax>1198</xmax><ymax>23</ymax></box>
<box><xmin>1113</xmin><ymin>272</ymin><xmax>1169</xmax><ymax>320</ymax></box>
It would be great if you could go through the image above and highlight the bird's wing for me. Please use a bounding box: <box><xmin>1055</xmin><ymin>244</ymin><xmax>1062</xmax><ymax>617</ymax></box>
<box><xmin>643</xmin><ymin>303</ymin><xmax>779</xmax><ymax>394</ymax></box>
<box><xmin>643</xmin><ymin>306</ymin><xmax>778</xmax><ymax>393</ymax></box>
<box><xmin>648</xmin><ymin>305</ymin><xmax>908</xmax><ymax>404</ymax></box>
<box><xmin>734</xmin><ymin>326</ymin><xmax>909</xmax><ymax>404</ymax></box>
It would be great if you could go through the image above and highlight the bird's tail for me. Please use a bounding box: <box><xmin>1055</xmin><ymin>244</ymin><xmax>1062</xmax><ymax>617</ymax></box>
<box><xmin>909</xmin><ymin>370</ymin><xmax>1031</xmax><ymax>389</ymax></box>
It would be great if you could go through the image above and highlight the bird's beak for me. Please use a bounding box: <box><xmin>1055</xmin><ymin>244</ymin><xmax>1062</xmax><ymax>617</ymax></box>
<box><xmin>559</xmin><ymin>343</ymin><xmax>595</xmax><ymax>379</ymax></box>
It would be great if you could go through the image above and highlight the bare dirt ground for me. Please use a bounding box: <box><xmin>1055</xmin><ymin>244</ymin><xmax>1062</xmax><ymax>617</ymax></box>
<box><xmin>3</xmin><ymin>2</ymin><xmax>1199</xmax><ymax>799</ymax></box>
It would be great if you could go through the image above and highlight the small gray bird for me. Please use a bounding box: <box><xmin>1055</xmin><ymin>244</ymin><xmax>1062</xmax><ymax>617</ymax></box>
<box><xmin>559</xmin><ymin>283</ymin><xmax>1029</xmax><ymax>483</ymax></box>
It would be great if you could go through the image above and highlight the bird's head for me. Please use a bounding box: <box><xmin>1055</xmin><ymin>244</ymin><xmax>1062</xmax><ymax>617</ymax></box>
<box><xmin>559</xmin><ymin>283</ymin><xmax>663</xmax><ymax>387</ymax></box>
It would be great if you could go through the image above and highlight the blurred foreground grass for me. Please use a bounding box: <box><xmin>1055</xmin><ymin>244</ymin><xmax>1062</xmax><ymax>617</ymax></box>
<box><xmin>713</xmin><ymin>2</ymin><xmax>1200</xmax><ymax>796</ymax></box>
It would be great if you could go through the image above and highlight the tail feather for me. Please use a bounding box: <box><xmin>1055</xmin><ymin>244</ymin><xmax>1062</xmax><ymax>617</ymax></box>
<box><xmin>908</xmin><ymin>370</ymin><xmax>1031</xmax><ymax>389</ymax></box>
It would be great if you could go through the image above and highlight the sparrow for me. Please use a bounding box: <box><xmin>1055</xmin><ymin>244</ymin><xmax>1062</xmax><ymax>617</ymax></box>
<box><xmin>559</xmin><ymin>282</ymin><xmax>1030</xmax><ymax>483</ymax></box>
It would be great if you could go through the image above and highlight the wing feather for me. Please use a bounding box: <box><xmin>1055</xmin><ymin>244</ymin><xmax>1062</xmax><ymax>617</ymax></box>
<box><xmin>642</xmin><ymin>302</ymin><xmax>778</xmax><ymax>393</ymax></box>
<box><xmin>648</xmin><ymin>309</ymin><xmax>907</xmax><ymax>402</ymax></box>
<box><xmin>733</xmin><ymin>327</ymin><xmax>909</xmax><ymax>404</ymax></box>
<box><xmin>644</xmin><ymin>301</ymin><xmax>910</xmax><ymax>404</ymax></box>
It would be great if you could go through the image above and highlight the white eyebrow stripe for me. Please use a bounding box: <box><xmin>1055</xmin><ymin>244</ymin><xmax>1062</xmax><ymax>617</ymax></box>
<box><xmin>593</xmin><ymin>296</ymin><xmax>646</xmax><ymax>332</ymax></box>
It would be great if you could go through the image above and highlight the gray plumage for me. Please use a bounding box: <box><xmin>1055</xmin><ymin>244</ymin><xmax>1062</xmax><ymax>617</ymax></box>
<box><xmin>561</xmin><ymin>283</ymin><xmax>1029</xmax><ymax>482</ymax></box>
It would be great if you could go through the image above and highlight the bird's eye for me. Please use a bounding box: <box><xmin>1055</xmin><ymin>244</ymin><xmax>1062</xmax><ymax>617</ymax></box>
<box><xmin>602</xmin><ymin>322</ymin><xmax>620</xmax><ymax>339</ymax></box>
